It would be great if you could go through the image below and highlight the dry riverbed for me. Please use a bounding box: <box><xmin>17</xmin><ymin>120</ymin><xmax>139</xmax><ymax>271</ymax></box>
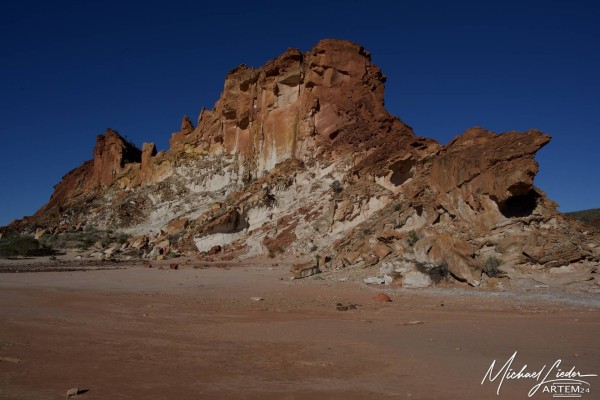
<box><xmin>0</xmin><ymin>258</ymin><xmax>598</xmax><ymax>399</ymax></box>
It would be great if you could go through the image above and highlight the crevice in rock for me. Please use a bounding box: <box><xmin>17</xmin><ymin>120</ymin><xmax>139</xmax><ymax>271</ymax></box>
<box><xmin>448</xmin><ymin>269</ymin><xmax>468</xmax><ymax>283</ymax></box>
<box><xmin>207</xmin><ymin>210</ymin><xmax>249</xmax><ymax>235</ymax></box>
<box><xmin>223</xmin><ymin>109</ymin><xmax>236</xmax><ymax>120</ymax></box>
<box><xmin>279</xmin><ymin>72</ymin><xmax>302</xmax><ymax>87</ymax></box>
<box><xmin>238</xmin><ymin>115</ymin><xmax>250</xmax><ymax>130</ymax></box>
<box><xmin>121</xmin><ymin>143</ymin><xmax>142</xmax><ymax>165</ymax></box>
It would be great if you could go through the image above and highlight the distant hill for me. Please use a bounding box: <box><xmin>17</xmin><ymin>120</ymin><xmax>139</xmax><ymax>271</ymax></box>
<box><xmin>565</xmin><ymin>208</ymin><xmax>600</xmax><ymax>228</ymax></box>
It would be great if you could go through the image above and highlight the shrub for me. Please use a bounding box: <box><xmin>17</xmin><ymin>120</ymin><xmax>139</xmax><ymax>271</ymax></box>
<box><xmin>407</xmin><ymin>230</ymin><xmax>419</xmax><ymax>247</ymax></box>
<box><xmin>168</xmin><ymin>233</ymin><xmax>182</xmax><ymax>245</ymax></box>
<box><xmin>31</xmin><ymin>228</ymin><xmax>132</xmax><ymax>252</ymax></box>
<box><xmin>79</xmin><ymin>238</ymin><xmax>93</xmax><ymax>250</ymax></box>
<box><xmin>484</xmin><ymin>256</ymin><xmax>503</xmax><ymax>277</ymax></box>
<box><xmin>117</xmin><ymin>234</ymin><xmax>129</xmax><ymax>244</ymax></box>
<box><xmin>429</xmin><ymin>262</ymin><xmax>450</xmax><ymax>283</ymax></box>
<box><xmin>330</xmin><ymin>180</ymin><xmax>342</xmax><ymax>193</ymax></box>
<box><xmin>39</xmin><ymin>234</ymin><xmax>57</xmax><ymax>248</ymax></box>
<box><xmin>415</xmin><ymin>261</ymin><xmax>449</xmax><ymax>284</ymax></box>
<box><xmin>0</xmin><ymin>236</ymin><xmax>55</xmax><ymax>258</ymax></box>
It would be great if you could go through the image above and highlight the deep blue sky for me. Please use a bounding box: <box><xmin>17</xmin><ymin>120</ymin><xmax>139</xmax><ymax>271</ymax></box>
<box><xmin>1</xmin><ymin>0</ymin><xmax>599</xmax><ymax>226</ymax></box>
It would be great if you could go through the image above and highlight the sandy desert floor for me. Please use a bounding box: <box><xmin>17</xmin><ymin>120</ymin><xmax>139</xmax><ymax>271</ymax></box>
<box><xmin>0</xmin><ymin>258</ymin><xmax>598</xmax><ymax>400</ymax></box>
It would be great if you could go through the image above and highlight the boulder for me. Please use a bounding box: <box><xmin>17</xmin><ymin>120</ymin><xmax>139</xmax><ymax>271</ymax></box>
<box><xmin>166</xmin><ymin>218</ymin><xmax>189</xmax><ymax>235</ymax></box>
<box><xmin>129</xmin><ymin>236</ymin><xmax>149</xmax><ymax>250</ymax></box>
<box><xmin>402</xmin><ymin>271</ymin><xmax>432</xmax><ymax>288</ymax></box>
<box><xmin>290</xmin><ymin>262</ymin><xmax>320</xmax><ymax>279</ymax></box>
<box><xmin>373</xmin><ymin>293</ymin><xmax>392</xmax><ymax>302</ymax></box>
<box><xmin>364</xmin><ymin>276</ymin><xmax>385</xmax><ymax>285</ymax></box>
<box><xmin>373</xmin><ymin>243</ymin><xmax>392</xmax><ymax>260</ymax></box>
<box><xmin>206</xmin><ymin>245</ymin><xmax>222</xmax><ymax>255</ymax></box>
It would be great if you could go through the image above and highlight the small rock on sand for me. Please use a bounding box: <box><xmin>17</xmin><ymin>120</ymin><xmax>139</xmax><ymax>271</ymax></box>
<box><xmin>0</xmin><ymin>356</ymin><xmax>22</xmax><ymax>364</ymax></box>
<box><xmin>336</xmin><ymin>303</ymin><xmax>357</xmax><ymax>311</ymax></box>
<box><xmin>364</xmin><ymin>276</ymin><xmax>385</xmax><ymax>285</ymax></box>
<box><xmin>373</xmin><ymin>293</ymin><xmax>392</xmax><ymax>302</ymax></box>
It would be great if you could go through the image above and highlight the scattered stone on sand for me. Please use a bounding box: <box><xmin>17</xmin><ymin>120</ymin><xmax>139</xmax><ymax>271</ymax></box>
<box><xmin>169</xmin><ymin>263</ymin><xmax>179</xmax><ymax>270</ymax></box>
<box><xmin>373</xmin><ymin>293</ymin><xmax>392</xmax><ymax>302</ymax></box>
<box><xmin>364</xmin><ymin>276</ymin><xmax>385</xmax><ymax>285</ymax></box>
<box><xmin>336</xmin><ymin>303</ymin><xmax>357</xmax><ymax>311</ymax></box>
<box><xmin>0</xmin><ymin>356</ymin><xmax>22</xmax><ymax>364</ymax></box>
<box><xmin>290</xmin><ymin>263</ymin><xmax>320</xmax><ymax>279</ymax></box>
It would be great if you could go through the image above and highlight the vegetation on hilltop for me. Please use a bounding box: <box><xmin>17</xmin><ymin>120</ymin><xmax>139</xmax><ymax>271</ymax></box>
<box><xmin>565</xmin><ymin>208</ymin><xmax>600</xmax><ymax>228</ymax></box>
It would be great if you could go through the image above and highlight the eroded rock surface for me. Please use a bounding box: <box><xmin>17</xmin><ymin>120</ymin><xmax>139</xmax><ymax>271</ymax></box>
<box><xmin>3</xmin><ymin>39</ymin><xmax>598</xmax><ymax>290</ymax></box>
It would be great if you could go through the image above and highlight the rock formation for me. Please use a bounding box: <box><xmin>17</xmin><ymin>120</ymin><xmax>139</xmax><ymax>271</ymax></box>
<box><xmin>3</xmin><ymin>39</ymin><xmax>598</xmax><ymax>290</ymax></box>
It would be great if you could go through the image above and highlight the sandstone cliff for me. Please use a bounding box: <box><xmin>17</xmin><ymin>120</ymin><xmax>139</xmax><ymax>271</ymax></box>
<box><xmin>4</xmin><ymin>39</ymin><xmax>598</xmax><ymax>290</ymax></box>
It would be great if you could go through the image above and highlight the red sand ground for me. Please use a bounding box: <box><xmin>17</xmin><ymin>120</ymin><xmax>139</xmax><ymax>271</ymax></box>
<box><xmin>0</xmin><ymin>262</ymin><xmax>598</xmax><ymax>399</ymax></box>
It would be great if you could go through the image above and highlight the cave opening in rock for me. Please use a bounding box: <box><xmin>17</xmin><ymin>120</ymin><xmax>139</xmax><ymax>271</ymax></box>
<box><xmin>415</xmin><ymin>205</ymin><xmax>424</xmax><ymax>216</ymax></box>
<box><xmin>499</xmin><ymin>190</ymin><xmax>540</xmax><ymax>218</ymax></box>
<box><xmin>389</xmin><ymin>159</ymin><xmax>416</xmax><ymax>186</ymax></box>
<box><xmin>208</xmin><ymin>210</ymin><xmax>249</xmax><ymax>235</ymax></box>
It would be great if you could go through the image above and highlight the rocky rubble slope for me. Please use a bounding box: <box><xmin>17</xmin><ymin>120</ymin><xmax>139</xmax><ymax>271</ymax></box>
<box><xmin>3</xmin><ymin>39</ymin><xmax>598</xmax><ymax>289</ymax></box>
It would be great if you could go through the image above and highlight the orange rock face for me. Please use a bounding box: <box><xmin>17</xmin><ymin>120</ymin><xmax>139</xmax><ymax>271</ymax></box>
<box><xmin>3</xmin><ymin>39</ymin><xmax>598</xmax><ymax>290</ymax></box>
<box><xmin>31</xmin><ymin>39</ymin><xmax>420</xmax><ymax>218</ymax></box>
<box><xmin>429</xmin><ymin>127</ymin><xmax>550</xmax><ymax>210</ymax></box>
<box><xmin>169</xmin><ymin>39</ymin><xmax>413</xmax><ymax>176</ymax></box>
<box><xmin>35</xmin><ymin>129</ymin><xmax>141</xmax><ymax>216</ymax></box>
<box><xmin>88</xmin><ymin>129</ymin><xmax>142</xmax><ymax>188</ymax></box>
<box><xmin>139</xmin><ymin>142</ymin><xmax>157</xmax><ymax>182</ymax></box>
